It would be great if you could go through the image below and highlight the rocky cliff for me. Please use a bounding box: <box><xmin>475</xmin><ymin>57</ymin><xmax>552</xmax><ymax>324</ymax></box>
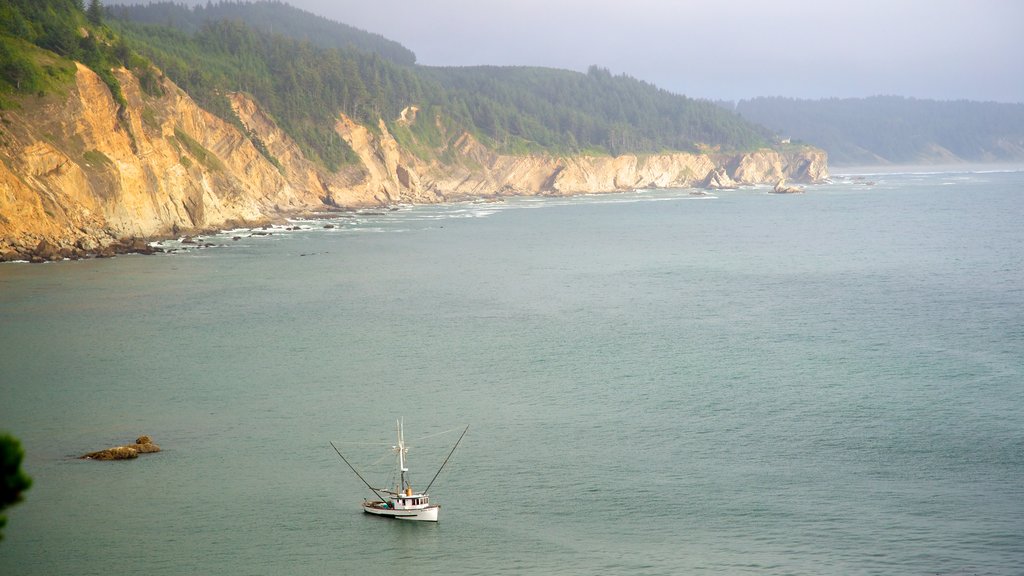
<box><xmin>0</xmin><ymin>66</ymin><xmax>828</xmax><ymax>262</ymax></box>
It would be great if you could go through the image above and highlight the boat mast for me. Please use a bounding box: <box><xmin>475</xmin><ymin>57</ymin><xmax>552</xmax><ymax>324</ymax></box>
<box><xmin>396</xmin><ymin>418</ymin><xmax>408</xmax><ymax>492</ymax></box>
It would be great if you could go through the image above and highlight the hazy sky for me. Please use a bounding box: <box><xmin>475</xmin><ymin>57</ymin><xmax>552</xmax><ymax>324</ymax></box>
<box><xmin>131</xmin><ymin>0</ymin><xmax>1024</xmax><ymax>103</ymax></box>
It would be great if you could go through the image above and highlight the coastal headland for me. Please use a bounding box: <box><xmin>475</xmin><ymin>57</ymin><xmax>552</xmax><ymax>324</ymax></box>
<box><xmin>0</xmin><ymin>65</ymin><xmax>827</xmax><ymax>262</ymax></box>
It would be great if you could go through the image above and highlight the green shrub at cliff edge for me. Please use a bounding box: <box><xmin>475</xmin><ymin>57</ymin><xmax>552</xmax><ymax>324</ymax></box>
<box><xmin>0</xmin><ymin>32</ymin><xmax>76</xmax><ymax>106</ymax></box>
<box><xmin>0</xmin><ymin>0</ymin><xmax>125</xmax><ymax>107</ymax></box>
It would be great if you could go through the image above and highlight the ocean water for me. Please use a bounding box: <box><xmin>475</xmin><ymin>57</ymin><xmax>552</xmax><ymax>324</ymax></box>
<box><xmin>1</xmin><ymin>169</ymin><xmax>1022</xmax><ymax>575</ymax></box>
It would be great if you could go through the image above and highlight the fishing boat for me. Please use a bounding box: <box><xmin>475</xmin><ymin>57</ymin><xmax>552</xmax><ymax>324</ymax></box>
<box><xmin>331</xmin><ymin>419</ymin><xmax>468</xmax><ymax>522</ymax></box>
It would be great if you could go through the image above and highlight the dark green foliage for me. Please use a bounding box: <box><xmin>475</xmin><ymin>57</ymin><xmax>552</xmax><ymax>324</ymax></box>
<box><xmin>0</xmin><ymin>38</ymin><xmax>43</xmax><ymax>93</ymax></box>
<box><xmin>4</xmin><ymin>0</ymin><xmax>775</xmax><ymax>174</ymax></box>
<box><xmin>0</xmin><ymin>0</ymin><xmax>126</xmax><ymax>106</ymax></box>
<box><xmin>390</xmin><ymin>105</ymin><xmax>457</xmax><ymax>160</ymax></box>
<box><xmin>2</xmin><ymin>0</ymin><xmax>82</xmax><ymax>57</ymax></box>
<box><xmin>111</xmin><ymin>2</ymin><xmax>770</xmax><ymax>163</ymax></box>
<box><xmin>111</xmin><ymin>1</ymin><xmax>416</xmax><ymax>66</ymax></box>
<box><xmin>0</xmin><ymin>433</ymin><xmax>33</xmax><ymax>541</ymax></box>
<box><xmin>424</xmin><ymin>65</ymin><xmax>770</xmax><ymax>155</ymax></box>
<box><xmin>135</xmin><ymin>64</ymin><xmax>162</xmax><ymax>97</ymax></box>
<box><xmin>111</xmin><ymin>36</ymin><xmax>130</xmax><ymax>66</ymax></box>
<box><xmin>86</xmin><ymin>0</ymin><xmax>103</xmax><ymax>27</ymax></box>
<box><xmin>735</xmin><ymin>96</ymin><xmax>1024</xmax><ymax>164</ymax></box>
<box><xmin>246</xmin><ymin>128</ymin><xmax>282</xmax><ymax>171</ymax></box>
<box><xmin>116</xmin><ymin>19</ymin><xmax>379</xmax><ymax>170</ymax></box>
<box><xmin>77</xmin><ymin>30</ymin><xmax>126</xmax><ymax>108</ymax></box>
<box><xmin>174</xmin><ymin>126</ymin><xmax>224</xmax><ymax>171</ymax></box>
<box><xmin>0</xmin><ymin>36</ymin><xmax>76</xmax><ymax>105</ymax></box>
<box><xmin>0</xmin><ymin>2</ymin><xmax>34</xmax><ymax>41</ymax></box>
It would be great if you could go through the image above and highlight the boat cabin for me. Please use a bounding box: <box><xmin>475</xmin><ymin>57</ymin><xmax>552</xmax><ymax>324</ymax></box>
<box><xmin>394</xmin><ymin>495</ymin><xmax>428</xmax><ymax>508</ymax></box>
<box><xmin>392</xmin><ymin>487</ymin><xmax>429</xmax><ymax>509</ymax></box>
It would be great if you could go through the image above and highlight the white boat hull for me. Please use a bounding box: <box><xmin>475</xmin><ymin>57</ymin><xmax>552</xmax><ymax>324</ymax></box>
<box><xmin>363</xmin><ymin>500</ymin><xmax>439</xmax><ymax>522</ymax></box>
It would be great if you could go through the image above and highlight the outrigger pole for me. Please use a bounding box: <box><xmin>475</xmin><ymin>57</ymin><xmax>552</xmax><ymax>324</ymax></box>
<box><xmin>330</xmin><ymin>441</ymin><xmax>388</xmax><ymax>502</ymax></box>
<box><xmin>424</xmin><ymin>424</ymin><xmax>469</xmax><ymax>493</ymax></box>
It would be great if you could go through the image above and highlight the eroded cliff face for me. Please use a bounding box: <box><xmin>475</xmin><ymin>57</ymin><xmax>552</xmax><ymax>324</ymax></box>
<box><xmin>0</xmin><ymin>66</ymin><xmax>827</xmax><ymax>261</ymax></box>
<box><xmin>0</xmin><ymin>64</ymin><xmax>315</xmax><ymax>260</ymax></box>
<box><xmin>319</xmin><ymin>113</ymin><xmax>827</xmax><ymax>201</ymax></box>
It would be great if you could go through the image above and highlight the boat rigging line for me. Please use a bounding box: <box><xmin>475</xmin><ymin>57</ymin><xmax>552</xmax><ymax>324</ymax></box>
<box><xmin>424</xmin><ymin>424</ymin><xmax>469</xmax><ymax>493</ymax></box>
<box><xmin>330</xmin><ymin>441</ymin><xmax>388</xmax><ymax>502</ymax></box>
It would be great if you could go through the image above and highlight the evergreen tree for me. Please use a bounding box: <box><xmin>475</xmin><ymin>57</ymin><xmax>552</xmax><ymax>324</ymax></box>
<box><xmin>86</xmin><ymin>0</ymin><xmax>103</xmax><ymax>26</ymax></box>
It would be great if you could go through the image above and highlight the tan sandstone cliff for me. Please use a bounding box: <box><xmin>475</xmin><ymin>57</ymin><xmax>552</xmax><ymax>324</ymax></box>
<box><xmin>0</xmin><ymin>65</ymin><xmax>828</xmax><ymax>262</ymax></box>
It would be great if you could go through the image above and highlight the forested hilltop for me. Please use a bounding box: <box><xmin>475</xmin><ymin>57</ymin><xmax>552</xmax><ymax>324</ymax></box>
<box><xmin>109</xmin><ymin>0</ymin><xmax>416</xmax><ymax>65</ymax></box>
<box><xmin>102</xmin><ymin>0</ymin><xmax>772</xmax><ymax>167</ymax></box>
<box><xmin>731</xmin><ymin>97</ymin><xmax>1024</xmax><ymax>166</ymax></box>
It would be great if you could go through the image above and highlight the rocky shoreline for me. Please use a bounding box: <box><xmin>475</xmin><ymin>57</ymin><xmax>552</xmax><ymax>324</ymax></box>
<box><xmin>1</xmin><ymin>236</ymin><xmax>163</xmax><ymax>263</ymax></box>
<box><xmin>0</xmin><ymin>207</ymin><xmax>375</xmax><ymax>262</ymax></box>
<box><xmin>0</xmin><ymin>177</ymin><xmax>824</xmax><ymax>263</ymax></box>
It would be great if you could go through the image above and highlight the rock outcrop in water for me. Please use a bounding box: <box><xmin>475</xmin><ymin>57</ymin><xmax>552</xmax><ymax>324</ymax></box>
<box><xmin>703</xmin><ymin>167</ymin><xmax>740</xmax><ymax>190</ymax></box>
<box><xmin>80</xmin><ymin>436</ymin><xmax>161</xmax><ymax>460</ymax></box>
<box><xmin>0</xmin><ymin>65</ymin><xmax>829</xmax><ymax>262</ymax></box>
<box><xmin>771</xmin><ymin>179</ymin><xmax>805</xmax><ymax>194</ymax></box>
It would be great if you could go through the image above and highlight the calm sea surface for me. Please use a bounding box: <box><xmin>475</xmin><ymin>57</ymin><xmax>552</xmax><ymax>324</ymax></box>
<box><xmin>1</xmin><ymin>170</ymin><xmax>1022</xmax><ymax>575</ymax></box>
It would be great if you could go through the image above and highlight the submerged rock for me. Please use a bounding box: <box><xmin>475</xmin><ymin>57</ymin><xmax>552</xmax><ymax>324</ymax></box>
<box><xmin>81</xmin><ymin>446</ymin><xmax>138</xmax><ymax>460</ymax></box>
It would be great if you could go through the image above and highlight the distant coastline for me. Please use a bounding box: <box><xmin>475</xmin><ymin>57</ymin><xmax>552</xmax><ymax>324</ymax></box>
<box><xmin>831</xmin><ymin>162</ymin><xmax>1024</xmax><ymax>176</ymax></box>
<box><xmin>732</xmin><ymin>97</ymin><xmax>1024</xmax><ymax>167</ymax></box>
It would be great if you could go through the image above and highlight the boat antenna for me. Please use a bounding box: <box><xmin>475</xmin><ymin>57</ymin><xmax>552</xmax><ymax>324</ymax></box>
<box><xmin>330</xmin><ymin>441</ymin><xmax>388</xmax><ymax>502</ymax></box>
<box><xmin>424</xmin><ymin>424</ymin><xmax>469</xmax><ymax>494</ymax></box>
